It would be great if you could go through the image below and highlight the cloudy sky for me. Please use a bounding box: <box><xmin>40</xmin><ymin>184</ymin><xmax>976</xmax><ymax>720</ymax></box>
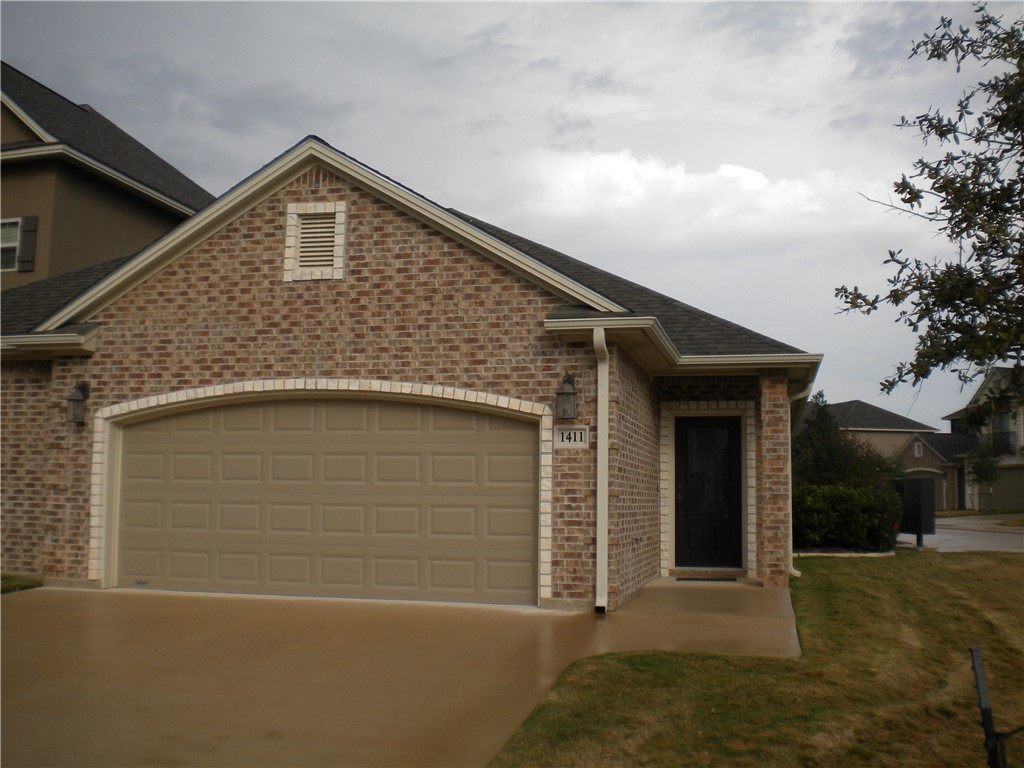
<box><xmin>4</xmin><ymin>1</ymin><xmax>1017</xmax><ymax>429</ymax></box>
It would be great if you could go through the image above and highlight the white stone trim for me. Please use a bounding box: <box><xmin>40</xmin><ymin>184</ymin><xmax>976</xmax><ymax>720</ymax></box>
<box><xmin>88</xmin><ymin>378</ymin><xmax>554</xmax><ymax>602</ymax></box>
<box><xmin>284</xmin><ymin>201</ymin><xmax>346</xmax><ymax>281</ymax></box>
<box><xmin>659</xmin><ymin>401</ymin><xmax>757</xmax><ymax>578</ymax></box>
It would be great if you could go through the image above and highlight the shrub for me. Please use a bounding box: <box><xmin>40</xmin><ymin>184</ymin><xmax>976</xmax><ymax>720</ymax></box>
<box><xmin>794</xmin><ymin>484</ymin><xmax>903</xmax><ymax>551</ymax></box>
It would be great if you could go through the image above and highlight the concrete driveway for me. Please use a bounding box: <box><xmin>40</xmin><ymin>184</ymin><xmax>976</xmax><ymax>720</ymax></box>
<box><xmin>2</xmin><ymin>583</ymin><xmax>798</xmax><ymax>768</ymax></box>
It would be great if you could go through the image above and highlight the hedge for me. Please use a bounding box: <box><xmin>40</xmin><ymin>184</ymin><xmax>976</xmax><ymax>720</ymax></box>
<box><xmin>794</xmin><ymin>483</ymin><xmax>903</xmax><ymax>551</ymax></box>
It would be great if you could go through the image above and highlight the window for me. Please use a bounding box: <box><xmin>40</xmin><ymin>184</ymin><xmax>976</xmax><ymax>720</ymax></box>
<box><xmin>1</xmin><ymin>219</ymin><xmax>19</xmax><ymax>271</ymax></box>
<box><xmin>913</xmin><ymin>441</ymin><xmax>923</xmax><ymax>458</ymax></box>
<box><xmin>0</xmin><ymin>216</ymin><xmax>37</xmax><ymax>273</ymax></box>
<box><xmin>284</xmin><ymin>202</ymin><xmax>345</xmax><ymax>281</ymax></box>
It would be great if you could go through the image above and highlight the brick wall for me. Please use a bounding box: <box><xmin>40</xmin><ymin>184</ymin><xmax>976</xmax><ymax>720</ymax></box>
<box><xmin>607</xmin><ymin>346</ymin><xmax>660</xmax><ymax>609</ymax></box>
<box><xmin>1</xmin><ymin>361</ymin><xmax>54</xmax><ymax>576</ymax></box>
<box><xmin>656</xmin><ymin>373</ymin><xmax>792</xmax><ymax>586</ymax></box>
<box><xmin>757</xmin><ymin>371</ymin><xmax>792</xmax><ymax>587</ymax></box>
<box><xmin>2</xmin><ymin>167</ymin><xmax>600</xmax><ymax>602</ymax></box>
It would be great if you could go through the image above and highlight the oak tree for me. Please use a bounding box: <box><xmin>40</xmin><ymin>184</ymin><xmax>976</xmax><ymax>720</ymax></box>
<box><xmin>836</xmin><ymin>3</ymin><xmax>1023</xmax><ymax>402</ymax></box>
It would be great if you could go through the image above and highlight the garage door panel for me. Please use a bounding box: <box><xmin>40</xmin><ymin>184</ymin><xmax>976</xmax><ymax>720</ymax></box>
<box><xmin>168</xmin><ymin>550</ymin><xmax>211</xmax><ymax>581</ymax></box>
<box><xmin>374</xmin><ymin>505</ymin><xmax>422</xmax><ymax>536</ymax></box>
<box><xmin>322</xmin><ymin>454</ymin><xmax>368</xmax><ymax>484</ymax></box>
<box><xmin>221</xmin><ymin>453</ymin><xmax>263</xmax><ymax>482</ymax></box>
<box><xmin>268</xmin><ymin>504</ymin><xmax>314</xmax><ymax>533</ymax></box>
<box><xmin>430</xmin><ymin>506</ymin><xmax>476</xmax><ymax>536</ymax></box>
<box><xmin>322</xmin><ymin>505</ymin><xmax>367</xmax><ymax>535</ymax></box>
<box><xmin>124</xmin><ymin>453</ymin><xmax>165</xmax><ymax>481</ymax></box>
<box><xmin>119</xmin><ymin>399</ymin><xmax>537</xmax><ymax>604</ymax></box>
<box><xmin>218</xmin><ymin>552</ymin><xmax>261</xmax><ymax>583</ymax></box>
<box><xmin>219</xmin><ymin>503</ymin><xmax>262</xmax><ymax>533</ymax></box>
<box><xmin>374</xmin><ymin>453</ymin><xmax>422</xmax><ymax>484</ymax></box>
<box><xmin>377</xmin><ymin>404</ymin><xmax>423</xmax><ymax>432</ymax></box>
<box><xmin>171</xmin><ymin>410</ymin><xmax>215</xmax><ymax>433</ymax></box>
<box><xmin>122</xmin><ymin>501</ymin><xmax>164</xmax><ymax>531</ymax></box>
<box><xmin>169</xmin><ymin>502</ymin><xmax>211</xmax><ymax>532</ymax></box>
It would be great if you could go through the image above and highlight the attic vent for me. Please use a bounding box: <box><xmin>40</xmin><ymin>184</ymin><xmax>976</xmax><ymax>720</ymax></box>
<box><xmin>298</xmin><ymin>213</ymin><xmax>337</xmax><ymax>268</ymax></box>
<box><xmin>284</xmin><ymin>201</ymin><xmax>346</xmax><ymax>282</ymax></box>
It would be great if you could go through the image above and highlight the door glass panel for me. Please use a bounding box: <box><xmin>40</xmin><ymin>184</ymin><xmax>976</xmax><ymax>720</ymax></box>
<box><xmin>685</xmin><ymin>427</ymin><xmax>731</xmax><ymax>520</ymax></box>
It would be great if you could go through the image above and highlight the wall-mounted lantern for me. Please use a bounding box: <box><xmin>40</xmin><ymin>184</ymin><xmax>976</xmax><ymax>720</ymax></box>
<box><xmin>66</xmin><ymin>382</ymin><xmax>90</xmax><ymax>425</ymax></box>
<box><xmin>555</xmin><ymin>373</ymin><xmax>577</xmax><ymax>420</ymax></box>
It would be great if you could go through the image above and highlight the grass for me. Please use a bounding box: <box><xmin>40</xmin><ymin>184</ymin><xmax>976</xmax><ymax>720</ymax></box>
<box><xmin>1</xmin><ymin>575</ymin><xmax>43</xmax><ymax>594</ymax></box>
<box><xmin>490</xmin><ymin>551</ymin><xmax>1024</xmax><ymax>768</ymax></box>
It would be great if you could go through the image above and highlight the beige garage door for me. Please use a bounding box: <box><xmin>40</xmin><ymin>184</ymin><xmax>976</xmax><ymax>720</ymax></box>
<box><xmin>118</xmin><ymin>400</ymin><xmax>538</xmax><ymax>605</ymax></box>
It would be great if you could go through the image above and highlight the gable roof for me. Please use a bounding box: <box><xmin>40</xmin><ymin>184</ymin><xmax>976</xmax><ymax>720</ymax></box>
<box><xmin>1</xmin><ymin>61</ymin><xmax>214</xmax><ymax>214</ymax></box>
<box><xmin>917</xmin><ymin>432</ymin><xmax>977</xmax><ymax>464</ymax></box>
<box><xmin>827</xmin><ymin>400</ymin><xmax>937</xmax><ymax>433</ymax></box>
<box><xmin>1</xmin><ymin>136</ymin><xmax>819</xmax><ymax>378</ymax></box>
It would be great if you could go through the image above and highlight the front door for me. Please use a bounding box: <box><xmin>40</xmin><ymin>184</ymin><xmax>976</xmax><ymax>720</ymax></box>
<box><xmin>675</xmin><ymin>417</ymin><xmax>742</xmax><ymax>568</ymax></box>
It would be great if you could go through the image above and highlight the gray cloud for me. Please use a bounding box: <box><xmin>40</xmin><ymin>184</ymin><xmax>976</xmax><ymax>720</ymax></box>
<box><xmin>1</xmin><ymin>0</ymin><xmax>1003</xmax><ymax>428</ymax></box>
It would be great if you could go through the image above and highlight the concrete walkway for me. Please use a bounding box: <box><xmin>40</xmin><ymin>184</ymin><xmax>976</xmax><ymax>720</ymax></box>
<box><xmin>897</xmin><ymin>513</ymin><xmax>1024</xmax><ymax>553</ymax></box>
<box><xmin>1</xmin><ymin>581</ymin><xmax>797</xmax><ymax>768</ymax></box>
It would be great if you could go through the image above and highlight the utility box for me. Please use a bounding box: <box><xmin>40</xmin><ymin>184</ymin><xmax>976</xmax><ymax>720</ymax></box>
<box><xmin>893</xmin><ymin>478</ymin><xmax>936</xmax><ymax>536</ymax></box>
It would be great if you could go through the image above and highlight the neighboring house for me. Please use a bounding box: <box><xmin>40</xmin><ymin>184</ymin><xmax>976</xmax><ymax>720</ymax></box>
<box><xmin>945</xmin><ymin>367</ymin><xmax>1024</xmax><ymax>510</ymax></box>
<box><xmin>895</xmin><ymin>432</ymin><xmax>976</xmax><ymax>511</ymax></box>
<box><xmin>1</xmin><ymin>61</ymin><xmax>214</xmax><ymax>291</ymax></box>
<box><xmin>0</xmin><ymin>136</ymin><xmax>821</xmax><ymax>611</ymax></box>
<box><xmin>823</xmin><ymin>400</ymin><xmax>971</xmax><ymax>510</ymax></box>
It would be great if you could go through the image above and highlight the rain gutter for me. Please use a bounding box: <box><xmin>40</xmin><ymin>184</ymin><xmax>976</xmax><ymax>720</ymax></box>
<box><xmin>594</xmin><ymin>327</ymin><xmax>610</xmax><ymax>612</ymax></box>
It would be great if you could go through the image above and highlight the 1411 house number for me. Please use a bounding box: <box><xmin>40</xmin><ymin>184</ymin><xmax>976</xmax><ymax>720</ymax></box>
<box><xmin>556</xmin><ymin>426</ymin><xmax>590</xmax><ymax>449</ymax></box>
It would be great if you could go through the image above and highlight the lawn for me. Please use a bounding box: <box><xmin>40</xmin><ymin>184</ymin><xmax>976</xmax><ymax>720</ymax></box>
<box><xmin>490</xmin><ymin>550</ymin><xmax>1024</xmax><ymax>768</ymax></box>
<box><xmin>0</xmin><ymin>575</ymin><xmax>42</xmax><ymax>594</ymax></box>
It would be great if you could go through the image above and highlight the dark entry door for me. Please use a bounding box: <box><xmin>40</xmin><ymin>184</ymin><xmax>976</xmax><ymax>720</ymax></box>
<box><xmin>675</xmin><ymin>417</ymin><xmax>742</xmax><ymax>568</ymax></box>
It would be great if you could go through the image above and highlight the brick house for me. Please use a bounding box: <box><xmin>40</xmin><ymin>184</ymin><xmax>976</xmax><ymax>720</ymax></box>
<box><xmin>1</xmin><ymin>61</ymin><xmax>214</xmax><ymax>292</ymax></box>
<box><xmin>1</xmin><ymin>137</ymin><xmax>821</xmax><ymax>611</ymax></box>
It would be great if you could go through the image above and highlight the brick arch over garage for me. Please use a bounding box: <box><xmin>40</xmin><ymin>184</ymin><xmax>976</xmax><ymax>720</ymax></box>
<box><xmin>87</xmin><ymin>378</ymin><xmax>554</xmax><ymax>602</ymax></box>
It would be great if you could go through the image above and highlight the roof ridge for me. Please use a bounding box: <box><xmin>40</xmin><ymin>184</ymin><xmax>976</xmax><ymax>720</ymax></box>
<box><xmin>1</xmin><ymin>60</ymin><xmax>90</xmax><ymax>118</ymax></box>
<box><xmin>2</xmin><ymin>60</ymin><xmax>215</xmax><ymax>211</ymax></box>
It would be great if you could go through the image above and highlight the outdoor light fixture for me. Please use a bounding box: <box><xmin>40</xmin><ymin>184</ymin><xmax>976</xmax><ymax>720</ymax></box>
<box><xmin>555</xmin><ymin>373</ymin><xmax>577</xmax><ymax>420</ymax></box>
<box><xmin>66</xmin><ymin>382</ymin><xmax>90</xmax><ymax>425</ymax></box>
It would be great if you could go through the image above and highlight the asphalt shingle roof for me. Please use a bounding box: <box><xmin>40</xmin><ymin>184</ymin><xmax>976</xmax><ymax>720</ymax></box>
<box><xmin>827</xmin><ymin>400</ymin><xmax>937</xmax><ymax>432</ymax></box>
<box><xmin>1</xmin><ymin>256</ymin><xmax>133</xmax><ymax>334</ymax></box>
<box><xmin>2</xmin><ymin>61</ymin><xmax>215</xmax><ymax>212</ymax></box>
<box><xmin>450</xmin><ymin>211</ymin><xmax>804</xmax><ymax>357</ymax></box>
<box><xmin>919</xmin><ymin>433</ymin><xmax>977</xmax><ymax>463</ymax></box>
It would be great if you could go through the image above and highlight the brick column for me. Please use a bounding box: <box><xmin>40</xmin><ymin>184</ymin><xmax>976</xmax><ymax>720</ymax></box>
<box><xmin>758</xmin><ymin>371</ymin><xmax>791</xmax><ymax>587</ymax></box>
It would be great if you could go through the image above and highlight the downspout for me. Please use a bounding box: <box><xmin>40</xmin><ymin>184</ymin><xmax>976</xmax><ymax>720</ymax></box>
<box><xmin>788</xmin><ymin>383</ymin><xmax>814</xmax><ymax>578</ymax></box>
<box><xmin>593</xmin><ymin>327</ymin><xmax>610</xmax><ymax>612</ymax></box>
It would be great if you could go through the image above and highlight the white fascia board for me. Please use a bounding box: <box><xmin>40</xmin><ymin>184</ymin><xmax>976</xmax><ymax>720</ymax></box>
<box><xmin>39</xmin><ymin>138</ymin><xmax>621</xmax><ymax>331</ymax></box>
<box><xmin>545</xmin><ymin>315</ymin><xmax>823</xmax><ymax>378</ymax></box>
<box><xmin>1</xmin><ymin>144</ymin><xmax>196</xmax><ymax>216</ymax></box>
<box><xmin>545</xmin><ymin>315</ymin><xmax>677</xmax><ymax>361</ymax></box>
<box><xmin>0</xmin><ymin>328</ymin><xmax>98</xmax><ymax>358</ymax></box>
<box><xmin>673</xmin><ymin>352</ymin><xmax>824</xmax><ymax>371</ymax></box>
<box><xmin>842</xmin><ymin>427</ymin><xmax>939</xmax><ymax>434</ymax></box>
<box><xmin>1</xmin><ymin>94</ymin><xmax>57</xmax><ymax>143</ymax></box>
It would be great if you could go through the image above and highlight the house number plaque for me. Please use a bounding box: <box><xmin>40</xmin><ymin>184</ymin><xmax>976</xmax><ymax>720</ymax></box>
<box><xmin>556</xmin><ymin>426</ymin><xmax>590</xmax><ymax>449</ymax></box>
